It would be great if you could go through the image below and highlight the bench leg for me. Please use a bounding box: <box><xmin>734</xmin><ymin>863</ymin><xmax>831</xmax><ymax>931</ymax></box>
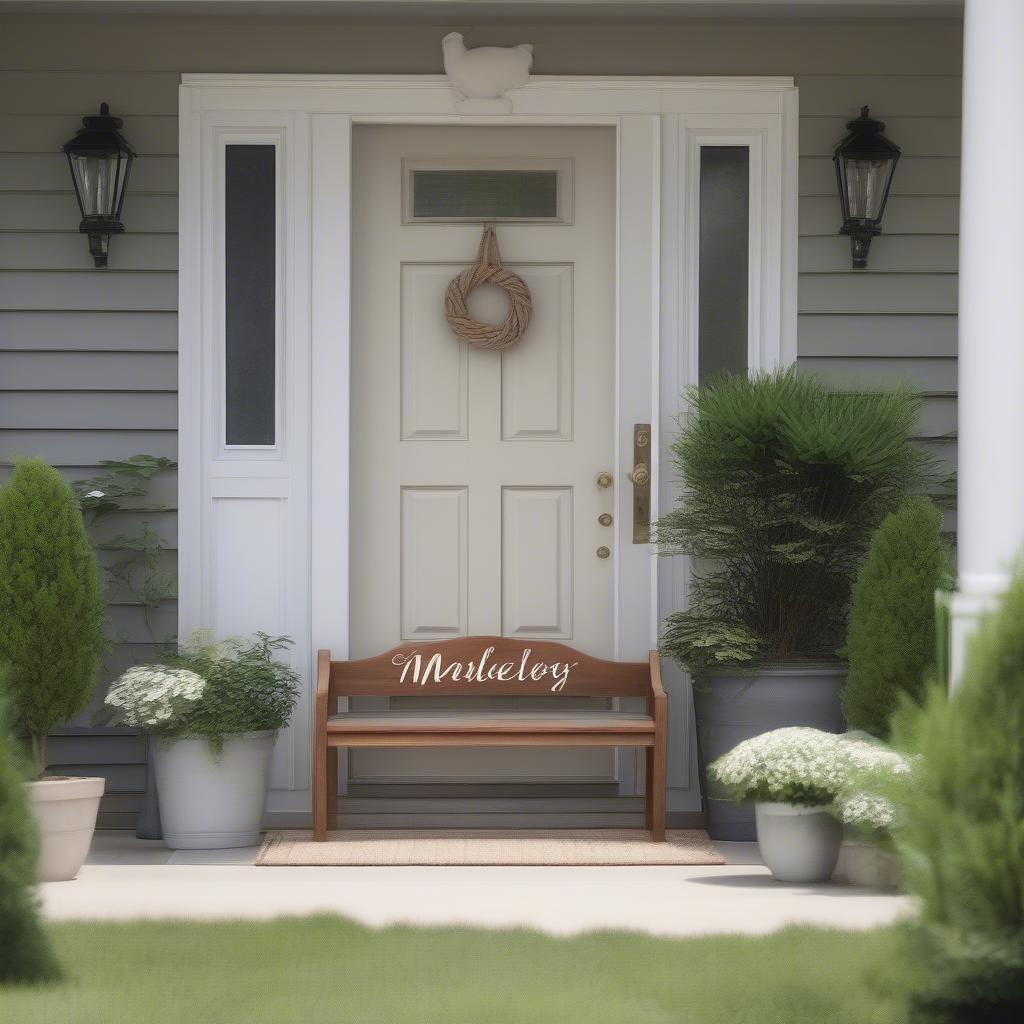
<box><xmin>326</xmin><ymin>745</ymin><xmax>338</xmax><ymax>833</ymax></box>
<box><xmin>651</xmin><ymin>732</ymin><xmax>667</xmax><ymax>842</ymax></box>
<box><xmin>313</xmin><ymin>732</ymin><xmax>328</xmax><ymax>841</ymax></box>
<box><xmin>644</xmin><ymin>747</ymin><xmax>654</xmax><ymax>832</ymax></box>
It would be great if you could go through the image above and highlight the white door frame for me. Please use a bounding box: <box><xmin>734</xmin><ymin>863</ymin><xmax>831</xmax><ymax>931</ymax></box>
<box><xmin>178</xmin><ymin>74</ymin><xmax>797</xmax><ymax>819</ymax></box>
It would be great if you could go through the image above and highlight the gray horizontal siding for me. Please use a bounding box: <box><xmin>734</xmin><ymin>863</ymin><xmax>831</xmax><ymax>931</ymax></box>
<box><xmin>0</xmin><ymin>11</ymin><xmax>961</xmax><ymax>827</ymax></box>
<box><xmin>0</xmin><ymin>310</ymin><xmax>177</xmax><ymax>350</ymax></box>
<box><xmin>0</xmin><ymin>233</ymin><xmax>178</xmax><ymax>271</ymax></box>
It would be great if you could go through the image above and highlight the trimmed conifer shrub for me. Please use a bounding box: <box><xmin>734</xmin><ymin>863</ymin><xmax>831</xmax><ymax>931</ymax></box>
<box><xmin>893</xmin><ymin>570</ymin><xmax>1024</xmax><ymax>1023</ymax></box>
<box><xmin>0</xmin><ymin>458</ymin><xmax>105</xmax><ymax>777</ymax></box>
<box><xmin>841</xmin><ymin>497</ymin><xmax>951</xmax><ymax>739</ymax></box>
<box><xmin>655</xmin><ymin>368</ymin><xmax>929</xmax><ymax>674</ymax></box>
<box><xmin>0</xmin><ymin>691</ymin><xmax>61</xmax><ymax>983</ymax></box>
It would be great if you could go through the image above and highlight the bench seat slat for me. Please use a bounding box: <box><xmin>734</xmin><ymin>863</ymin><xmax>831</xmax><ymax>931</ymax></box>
<box><xmin>326</xmin><ymin>710</ymin><xmax>655</xmax><ymax>733</ymax></box>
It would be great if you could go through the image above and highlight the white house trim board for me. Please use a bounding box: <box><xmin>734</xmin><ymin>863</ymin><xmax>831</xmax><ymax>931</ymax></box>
<box><xmin>178</xmin><ymin>74</ymin><xmax>798</xmax><ymax>819</ymax></box>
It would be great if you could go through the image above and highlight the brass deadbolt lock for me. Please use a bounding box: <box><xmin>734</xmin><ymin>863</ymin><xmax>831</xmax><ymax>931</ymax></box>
<box><xmin>596</xmin><ymin>546</ymin><xmax>611</xmax><ymax>559</ymax></box>
<box><xmin>598</xmin><ymin>513</ymin><xmax>613</xmax><ymax>527</ymax></box>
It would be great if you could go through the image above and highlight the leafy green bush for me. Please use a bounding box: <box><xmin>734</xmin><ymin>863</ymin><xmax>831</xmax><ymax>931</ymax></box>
<box><xmin>655</xmin><ymin>369</ymin><xmax>928</xmax><ymax>675</ymax></box>
<box><xmin>0</xmin><ymin>690</ymin><xmax>61</xmax><ymax>984</ymax></box>
<box><xmin>0</xmin><ymin>459</ymin><xmax>105</xmax><ymax>776</ymax></box>
<box><xmin>892</xmin><ymin>571</ymin><xmax>1024</xmax><ymax>1023</ymax></box>
<box><xmin>842</xmin><ymin>497</ymin><xmax>951</xmax><ymax>739</ymax></box>
<box><xmin>159</xmin><ymin>632</ymin><xmax>300</xmax><ymax>750</ymax></box>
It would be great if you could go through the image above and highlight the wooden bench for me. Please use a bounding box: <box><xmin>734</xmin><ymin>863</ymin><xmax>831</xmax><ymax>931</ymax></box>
<box><xmin>313</xmin><ymin>637</ymin><xmax>667</xmax><ymax>842</ymax></box>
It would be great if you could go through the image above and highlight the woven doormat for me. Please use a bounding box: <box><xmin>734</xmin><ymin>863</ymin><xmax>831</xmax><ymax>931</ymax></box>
<box><xmin>257</xmin><ymin>829</ymin><xmax>724</xmax><ymax>866</ymax></box>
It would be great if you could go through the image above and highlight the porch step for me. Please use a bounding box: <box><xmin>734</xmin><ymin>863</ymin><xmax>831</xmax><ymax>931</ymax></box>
<box><xmin>332</xmin><ymin>795</ymin><xmax>646</xmax><ymax>830</ymax></box>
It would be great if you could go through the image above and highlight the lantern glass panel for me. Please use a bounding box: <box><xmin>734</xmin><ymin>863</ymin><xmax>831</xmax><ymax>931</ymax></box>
<box><xmin>842</xmin><ymin>156</ymin><xmax>893</xmax><ymax>221</ymax></box>
<box><xmin>68</xmin><ymin>151</ymin><xmax>126</xmax><ymax>220</ymax></box>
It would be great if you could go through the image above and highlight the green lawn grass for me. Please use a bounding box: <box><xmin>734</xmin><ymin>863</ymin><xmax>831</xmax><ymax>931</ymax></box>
<box><xmin>1</xmin><ymin>917</ymin><xmax>912</xmax><ymax>1024</ymax></box>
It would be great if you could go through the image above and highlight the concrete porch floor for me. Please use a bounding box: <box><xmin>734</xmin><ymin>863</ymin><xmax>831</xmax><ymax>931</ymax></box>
<box><xmin>38</xmin><ymin>831</ymin><xmax>914</xmax><ymax>937</ymax></box>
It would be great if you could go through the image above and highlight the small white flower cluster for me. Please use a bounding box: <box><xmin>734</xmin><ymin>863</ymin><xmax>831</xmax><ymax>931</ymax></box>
<box><xmin>834</xmin><ymin>733</ymin><xmax>911</xmax><ymax>835</ymax></box>
<box><xmin>838</xmin><ymin>792</ymin><xmax>897</xmax><ymax>832</ymax></box>
<box><xmin>710</xmin><ymin>727</ymin><xmax>850</xmax><ymax>805</ymax></box>
<box><xmin>104</xmin><ymin>665</ymin><xmax>206</xmax><ymax>730</ymax></box>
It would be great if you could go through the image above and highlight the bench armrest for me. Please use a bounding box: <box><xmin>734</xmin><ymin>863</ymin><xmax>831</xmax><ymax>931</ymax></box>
<box><xmin>648</xmin><ymin>650</ymin><xmax>667</xmax><ymax>721</ymax></box>
<box><xmin>315</xmin><ymin>649</ymin><xmax>331</xmax><ymax>725</ymax></box>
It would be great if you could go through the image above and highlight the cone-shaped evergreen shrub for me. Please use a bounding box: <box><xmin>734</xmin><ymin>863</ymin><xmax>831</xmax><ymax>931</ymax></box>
<box><xmin>0</xmin><ymin>692</ymin><xmax>61</xmax><ymax>984</ymax></box>
<box><xmin>656</xmin><ymin>369</ymin><xmax>929</xmax><ymax>674</ymax></box>
<box><xmin>0</xmin><ymin>458</ymin><xmax>104</xmax><ymax>776</ymax></box>
<box><xmin>841</xmin><ymin>497</ymin><xmax>951</xmax><ymax>739</ymax></box>
<box><xmin>893</xmin><ymin>571</ymin><xmax>1024</xmax><ymax>1023</ymax></box>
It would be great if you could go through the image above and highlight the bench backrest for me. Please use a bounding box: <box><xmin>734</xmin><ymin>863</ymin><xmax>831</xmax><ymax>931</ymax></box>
<box><xmin>329</xmin><ymin>636</ymin><xmax>651</xmax><ymax>698</ymax></box>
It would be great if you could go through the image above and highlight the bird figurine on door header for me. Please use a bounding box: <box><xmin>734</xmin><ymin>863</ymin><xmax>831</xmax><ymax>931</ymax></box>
<box><xmin>442</xmin><ymin>32</ymin><xmax>534</xmax><ymax>113</ymax></box>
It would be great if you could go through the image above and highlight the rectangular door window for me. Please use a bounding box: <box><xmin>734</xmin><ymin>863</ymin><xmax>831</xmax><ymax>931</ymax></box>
<box><xmin>698</xmin><ymin>146</ymin><xmax>749</xmax><ymax>381</ymax></box>
<box><xmin>224</xmin><ymin>144</ymin><xmax>276</xmax><ymax>446</ymax></box>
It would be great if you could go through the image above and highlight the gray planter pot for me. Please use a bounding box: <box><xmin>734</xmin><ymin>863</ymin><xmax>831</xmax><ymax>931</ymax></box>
<box><xmin>694</xmin><ymin>663</ymin><xmax>846</xmax><ymax>841</ymax></box>
<box><xmin>755</xmin><ymin>802</ymin><xmax>842</xmax><ymax>883</ymax></box>
<box><xmin>135</xmin><ymin>736</ymin><xmax>162</xmax><ymax>841</ymax></box>
<box><xmin>153</xmin><ymin>731</ymin><xmax>275</xmax><ymax>850</ymax></box>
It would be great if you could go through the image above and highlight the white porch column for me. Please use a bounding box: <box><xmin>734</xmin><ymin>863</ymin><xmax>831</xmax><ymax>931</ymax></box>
<box><xmin>952</xmin><ymin>0</ymin><xmax>1024</xmax><ymax>681</ymax></box>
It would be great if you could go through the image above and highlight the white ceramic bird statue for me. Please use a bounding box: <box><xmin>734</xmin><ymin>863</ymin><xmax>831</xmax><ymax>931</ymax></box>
<box><xmin>442</xmin><ymin>32</ymin><xmax>534</xmax><ymax>113</ymax></box>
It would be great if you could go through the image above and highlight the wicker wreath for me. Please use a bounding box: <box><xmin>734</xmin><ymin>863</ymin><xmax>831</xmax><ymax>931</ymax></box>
<box><xmin>444</xmin><ymin>224</ymin><xmax>532</xmax><ymax>351</ymax></box>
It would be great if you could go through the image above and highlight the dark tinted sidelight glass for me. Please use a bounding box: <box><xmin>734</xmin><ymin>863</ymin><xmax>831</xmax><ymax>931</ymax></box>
<box><xmin>698</xmin><ymin>146</ymin><xmax>749</xmax><ymax>383</ymax></box>
<box><xmin>225</xmin><ymin>144</ymin><xmax>276</xmax><ymax>446</ymax></box>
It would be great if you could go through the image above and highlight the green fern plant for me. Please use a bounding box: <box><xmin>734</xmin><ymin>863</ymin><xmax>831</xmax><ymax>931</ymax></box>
<box><xmin>655</xmin><ymin>369</ymin><xmax>929</xmax><ymax>675</ymax></box>
<box><xmin>0</xmin><ymin>459</ymin><xmax>105</xmax><ymax>776</ymax></box>
<box><xmin>892</xmin><ymin>569</ymin><xmax>1024</xmax><ymax>1023</ymax></box>
<box><xmin>841</xmin><ymin>497</ymin><xmax>952</xmax><ymax>738</ymax></box>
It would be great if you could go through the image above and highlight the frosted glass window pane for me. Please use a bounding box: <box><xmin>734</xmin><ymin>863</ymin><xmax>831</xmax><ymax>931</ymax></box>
<box><xmin>412</xmin><ymin>170</ymin><xmax>558</xmax><ymax>220</ymax></box>
<box><xmin>699</xmin><ymin>147</ymin><xmax>749</xmax><ymax>383</ymax></box>
<box><xmin>225</xmin><ymin>144</ymin><xmax>276</xmax><ymax>446</ymax></box>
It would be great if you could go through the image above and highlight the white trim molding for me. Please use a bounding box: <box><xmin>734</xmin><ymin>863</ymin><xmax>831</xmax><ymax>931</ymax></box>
<box><xmin>178</xmin><ymin>73</ymin><xmax>798</xmax><ymax>817</ymax></box>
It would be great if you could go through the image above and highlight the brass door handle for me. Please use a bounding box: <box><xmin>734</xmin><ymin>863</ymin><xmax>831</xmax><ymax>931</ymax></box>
<box><xmin>631</xmin><ymin>424</ymin><xmax>652</xmax><ymax>544</ymax></box>
<box><xmin>596</xmin><ymin>471</ymin><xmax>613</xmax><ymax>489</ymax></box>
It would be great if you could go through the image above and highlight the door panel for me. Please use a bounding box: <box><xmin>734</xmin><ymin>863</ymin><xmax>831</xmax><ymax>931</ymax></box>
<box><xmin>351</xmin><ymin>125</ymin><xmax>615</xmax><ymax>784</ymax></box>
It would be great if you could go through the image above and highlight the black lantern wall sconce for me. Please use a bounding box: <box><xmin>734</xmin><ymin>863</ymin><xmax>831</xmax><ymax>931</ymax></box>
<box><xmin>62</xmin><ymin>103</ymin><xmax>135</xmax><ymax>268</ymax></box>
<box><xmin>833</xmin><ymin>106</ymin><xmax>901</xmax><ymax>269</ymax></box>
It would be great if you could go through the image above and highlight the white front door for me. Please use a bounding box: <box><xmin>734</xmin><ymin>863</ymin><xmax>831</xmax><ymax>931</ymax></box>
<box><xmin>350</xmin><ymin>124</ymin><xmax>618</xmax><ymax>785</ymax></box>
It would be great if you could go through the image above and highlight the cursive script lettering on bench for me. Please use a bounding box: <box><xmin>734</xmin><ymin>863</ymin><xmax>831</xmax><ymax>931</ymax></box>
<box><xmin>392</xmin><ymin>647</ymin><xmax>579</xmax><ymax>693</ymax></box>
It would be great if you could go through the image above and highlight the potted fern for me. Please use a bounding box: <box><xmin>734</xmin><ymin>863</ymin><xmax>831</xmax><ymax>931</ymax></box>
<box><xmin>0</xmin><ymin>458</ymin><xmax>107</xmax><ymax>881</ymax></box>
<box><xmin>105</xmin><ymin>631</ymin><xmax>299</xmax><ymax>849</ymax></box>
<box><xmin>656</xmin><ymin>369</ymin><xmax>926</xmax><ymax>839</ymax></box>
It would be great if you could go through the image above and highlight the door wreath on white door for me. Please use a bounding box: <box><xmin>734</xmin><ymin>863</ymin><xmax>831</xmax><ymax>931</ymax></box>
<box><xmin>444</xmin><ymin>223</ymin><xmax>532</xmax><ymax>350</ymax></box>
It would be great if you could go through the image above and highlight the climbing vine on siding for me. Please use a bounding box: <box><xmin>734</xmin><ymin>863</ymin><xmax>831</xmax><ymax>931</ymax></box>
<box><xmin>73</xmin><ymin>455</ymin><xmax>178</xmax><ymax>646</ymax></box>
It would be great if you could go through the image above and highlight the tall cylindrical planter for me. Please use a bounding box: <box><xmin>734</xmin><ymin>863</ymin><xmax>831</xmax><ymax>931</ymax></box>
<box><xmin>755</xmin><ymin>802</ymin><xmax>842</xmax><ymax>883</ymax></box>
<box><xmin>694</xmin><ymin>663</ymin><xmax>845</xmax><ymax>841</ymax></box>
<box><xmin>153</xmin><ymin>731</ymin><xmax>275</xmax><ymax>850</ymax></box>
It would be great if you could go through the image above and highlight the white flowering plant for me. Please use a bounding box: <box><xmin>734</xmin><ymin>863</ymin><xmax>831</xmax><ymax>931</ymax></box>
<box><xmin>104</xmin><ymin>665</ymin><xmax>206</xmax><ymax>732</ymax></box>
<box><xmin>708</xmin><ymin>727</ymin><xmax>849</xmax><ymax>806</ymax></box>
<box><xmin>709</xmin><ymin>726</ymin><xmax>912</xmax><ymax>829</ymax></box>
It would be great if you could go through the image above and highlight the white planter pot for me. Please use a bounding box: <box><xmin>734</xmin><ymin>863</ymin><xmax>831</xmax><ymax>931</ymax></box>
<box><xmin>836</xmin><ymin>838</ymin><xmax>902</xmax><ymax>889</ymax></box>
<box><xmin>755</xmin><ymin>801</ymin><xmax>842</xmax><ymax>883</ymax></box>
<box><xmin>28</xmin><ymin>776</ymin><xmax>104</xmax><ymax>882</ymax></box>
<box><xmin>153</xmin><ymin>731</ymin><xmax>275</xmax><ymax>849</ymax></box>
